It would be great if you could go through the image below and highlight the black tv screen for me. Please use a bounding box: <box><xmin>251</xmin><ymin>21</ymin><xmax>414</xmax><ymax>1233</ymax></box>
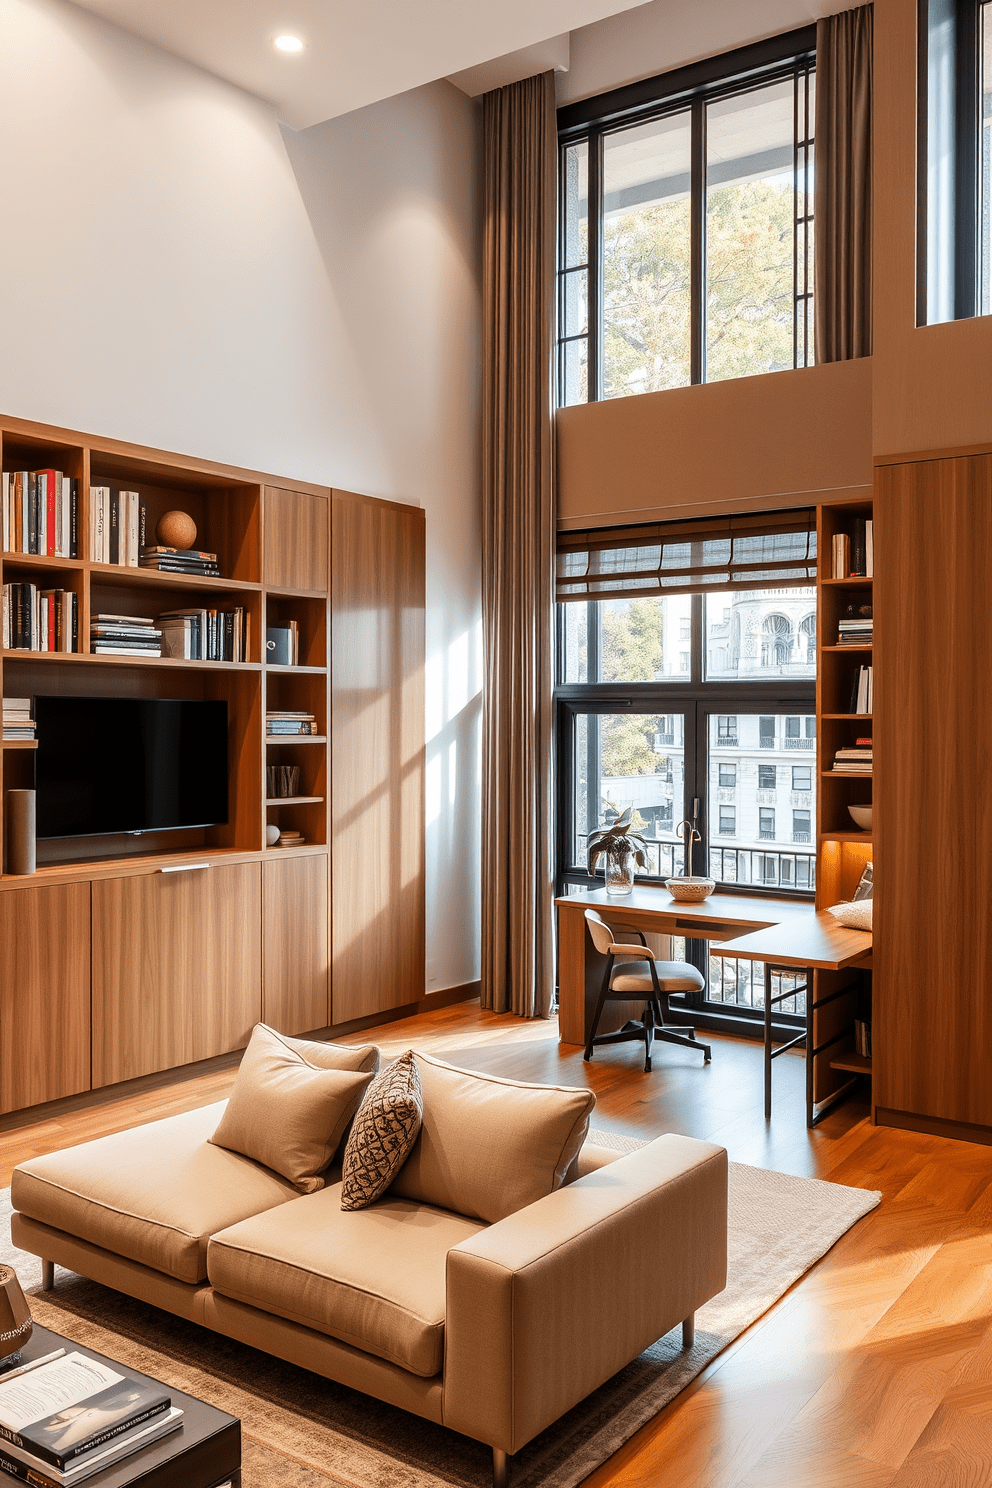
<box><xmin>34</xmin><ymin>696</ymin><xmax>228</xmax><ymax>840</ymax></box>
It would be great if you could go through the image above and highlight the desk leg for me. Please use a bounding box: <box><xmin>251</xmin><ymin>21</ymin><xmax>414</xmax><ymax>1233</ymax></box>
<box><xmin>806</xmin><ymin>971</ymin><xmax>815</xmax><ymax>1129</ymax></box>
<box><xmin>764</xmin><ymin>963</ymin><xmax>773</xmax><ymax>1119</ymax></box>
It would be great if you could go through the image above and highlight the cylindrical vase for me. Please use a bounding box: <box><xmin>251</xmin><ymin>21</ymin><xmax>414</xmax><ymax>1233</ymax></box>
<box><xmin>7</xmin><ymin>790</ymin><xmax>36</xmax><ymax>875</ymax></box>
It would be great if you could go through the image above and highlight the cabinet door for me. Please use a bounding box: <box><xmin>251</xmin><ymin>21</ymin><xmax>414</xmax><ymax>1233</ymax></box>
<box><xmin>262</xmin><ymin>854</ymin><xmax>329</xmax><ymax>1035</ymax></box>
<box><xmin>263</xmin><ymin>488</ymin><xmax>329</xmax><ymax>593</ymax></box>
<box><xmin>331</xmin><ymin>490</ymin><xmax>425</xmax><ymax>1023</ymax></box>
<box><xmin>0</xmin><ymin>882</ymin><xmax>91</xmax><ymax>1113</ymax></box>
<box><xmin>92</xmin><ymin>863</ymin><xmax>261</xmax><ymax>1087</ymax></box>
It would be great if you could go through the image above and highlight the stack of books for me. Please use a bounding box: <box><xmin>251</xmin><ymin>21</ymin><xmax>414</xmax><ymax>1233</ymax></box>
<box><xmin>2</xmin><ymin>584</ymin><xmax>78</xmax><ymax>652</ymax></box>
<box><xmin>90</xmin><ymin>614</ymin><xmax>162</xmax><ymax>657</ymax></box>
<box><xmin>157</xmin><ymin>606</ymin><xmax>250</xmax><ymax>661</ymax></box>
<box><xmin>2</xmin><ymin>698</ymin><xmax>34</xmax><ymax>742</ymax></box>
<box><xmin>0</xmin><ymin>1349</ymin><xmax>183</xmax><ymax>1487</ymax></box>
<box><xmin>848</xmin><ymin>664</ymin><xmax>873</xmax><ymax>714</ymax></box>
<box><xmin>853</xmin><ymin>1019</ymin><xmax>872</xmax><ymax>1058</ymax></box>
<box><xmin>831</xmin><ymin>740</ymin><xmax>872</xmax><ymax>774</ymax></box>
<box><xmin>89</xmin><ymin>489</ymin><xmax>145</xmax><ymax>567</ymax></box>
<box><xmin>141</xmin><ymin>546</ymin><xmax>220</xmax><ymax>578</ymax></box>
<box><xmin>267</xmin><ymin>710</ymin><xmax>317</xmax><ymax>736</ymax></box>
<box><xmin>836</xmin><ymin>616</ymin><xmax>872</xmax><ymax>646</ymax></box>
<box><xmin>2</xmin><ymin>470</ymin><xmax>79</xmax><ymax>557</ymax></box>
<box><xmin>831</xmin><ymin>518</ymin><xmax>874</xmax><ymax>579</ymax></box>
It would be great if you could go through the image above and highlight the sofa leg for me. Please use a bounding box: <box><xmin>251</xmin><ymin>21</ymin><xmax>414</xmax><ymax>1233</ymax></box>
<box><xmin>682</xmin><ymin>1312</ymin><xmax>695</xmax><ymax>1349</ymax></box>
<box><xmin>42</xmin><ymin>1260</ymin><xmax>54</xmax><ymax>1293</ymax></box>
<box><xmin>493</xmin><ymin>1447</ymin><xmax>510</xmax><ymax>1488</ymax></box>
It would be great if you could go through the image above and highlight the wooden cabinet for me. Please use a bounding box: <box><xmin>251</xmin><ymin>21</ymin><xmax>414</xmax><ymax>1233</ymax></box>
<box><xmin>875</xmin><ymin>452</ymin><xmax>992</xmax><ymax>1137</ymax></box>
<box><xmin>262</xmin><ymin>854</ymin><xmax>329</xmax><ymax>1034</ymax></box>
<box><xmin>92</xmin><ymin>863</ymin><xmax>262</xmax><ymax>1087</ymax></box>
<box><xmin>331</xmin><ymin>490</ymin><xmax>425</xmax><ymax>1024</ymax></box>
<box><xmin>263</xmin><ymin>487</ymin><xmax>329</xmax><ymax>593</ymax></box>
<box><xmin>0</xmin><ymin>882</ymin><xmax>91</xmax><ymax>1113</ymax></box>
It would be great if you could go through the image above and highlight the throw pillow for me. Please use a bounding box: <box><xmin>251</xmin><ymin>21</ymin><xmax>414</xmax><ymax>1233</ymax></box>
<box><xmin>340</xmin><ymin>1051</ymin><xmax>423</xmax><ymax>1211</ymax></box>
<box><xmin>827</xmin><ymin>898</ymin><xmax>873</xmax><ymax>930</ymax></box>
<box><xmin>390</xmin><ymin>1052</ymin><xmax>596</xmax><ymax>1223</ymax></box>
<box><xmin>264</xmin><ymin>1025</ymin><xmax>379</xmax><ymax>1074</ymax></box>
<box><xmin>210</xmin><ymin>1024</ymin><xmax>374</xmax><ymax>1192</ymax></box>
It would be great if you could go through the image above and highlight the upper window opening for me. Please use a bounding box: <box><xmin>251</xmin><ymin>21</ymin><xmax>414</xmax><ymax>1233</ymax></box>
<box><xmin>557</xmin><ymin>28</ymin><xmax>815</xmax><ymax>405</ymax></box>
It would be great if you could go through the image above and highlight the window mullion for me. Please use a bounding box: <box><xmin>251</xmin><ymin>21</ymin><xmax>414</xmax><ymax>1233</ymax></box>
<box><xmin>690</xmin><ymin>97</ymin><xmax>706</xmax><ymax>384</ymax></box>
<box><xmin>588</xmin><ymin>129</ymin><xmax>603</xmax><ymax>401</ymax></box>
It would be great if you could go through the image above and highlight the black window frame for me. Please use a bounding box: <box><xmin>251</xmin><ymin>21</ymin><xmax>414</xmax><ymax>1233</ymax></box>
<box><xmin>557</xmin><ymin>26</ymin><xmax>817</xmax><ymax>405</ymax></box>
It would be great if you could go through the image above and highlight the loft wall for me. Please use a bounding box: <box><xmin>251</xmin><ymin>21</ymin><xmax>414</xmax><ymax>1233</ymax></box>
<box><xmin>0</xmin><ymin>0</ymin><xmax>482</xmax><ymax>997</ymax></box>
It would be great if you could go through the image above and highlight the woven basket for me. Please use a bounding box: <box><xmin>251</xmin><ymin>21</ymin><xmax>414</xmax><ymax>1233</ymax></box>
<box><xmin>664</xmin><ymin>877</ymin><xmax>716</xmax><ymax>903</ymax></box>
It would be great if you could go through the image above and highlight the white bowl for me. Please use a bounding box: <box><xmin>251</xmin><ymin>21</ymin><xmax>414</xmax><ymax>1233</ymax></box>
<box><xmin>848</xmin><ymin>805</ymin><xmax>873</xmax><ymax>832</ymax></box>
<box><xmin>665</xmin><ymin>877</ymin><xmax>716</xmax><ymax>903</ymax></box>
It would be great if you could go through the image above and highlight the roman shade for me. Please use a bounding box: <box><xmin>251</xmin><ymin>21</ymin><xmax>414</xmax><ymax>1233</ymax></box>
<box><xmin>556</xmin><ymin>509</ymin><xmax>817</xmax><ymax>604</ymax></box>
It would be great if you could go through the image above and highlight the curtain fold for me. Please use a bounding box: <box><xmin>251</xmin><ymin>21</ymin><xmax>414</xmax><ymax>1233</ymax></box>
<box><xmin>814</xmin><ymin>4</ymin><xmax>873</xmax><ymax>363</ymax></box>
<box><xmin>480</xmin><ymin>73</ymin><xmax>557</xmax><ymax>1019</ymax></box>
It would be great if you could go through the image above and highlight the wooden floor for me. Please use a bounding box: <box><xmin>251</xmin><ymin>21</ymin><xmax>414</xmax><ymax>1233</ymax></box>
<box><xmin>5</xmin><ymin>1001</ymin><xmax>992</xmax><ymax>1488</ymax></box>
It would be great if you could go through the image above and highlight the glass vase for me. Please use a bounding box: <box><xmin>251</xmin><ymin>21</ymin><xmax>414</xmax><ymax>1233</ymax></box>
<box><xmin>604</xmin><ymin>849</ymin><xmax>635</xmax><ymax>896</ymax></box>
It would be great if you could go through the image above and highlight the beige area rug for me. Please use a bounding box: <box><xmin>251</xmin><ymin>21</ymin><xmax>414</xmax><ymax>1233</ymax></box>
<box><xmin>0</xmin><ymin>1134</ymin><xmax>880</xmax><ymax>1488</ymax></box>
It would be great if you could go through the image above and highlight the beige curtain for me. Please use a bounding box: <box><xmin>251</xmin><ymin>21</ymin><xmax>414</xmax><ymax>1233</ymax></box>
<box><xmin>480</xmin><ymin>73</ymin><xmax>556</xmax><ymax>1018</ymax></box>
<box><xmin>814</xmin><ymin>5</ymin><xmax>873</xmax><ymax>362</ymax></box>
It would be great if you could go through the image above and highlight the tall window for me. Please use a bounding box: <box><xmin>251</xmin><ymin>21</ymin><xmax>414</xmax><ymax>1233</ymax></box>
<box><xmin>557</xmin><ymin>29</ymin><xmax>815</xmax><ymax>404</ymax></box>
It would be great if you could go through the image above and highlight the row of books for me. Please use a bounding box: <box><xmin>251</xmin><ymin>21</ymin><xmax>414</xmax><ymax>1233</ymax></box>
<box><xmin>831</xmin><ymin>518</ymin><xmax>874</xmax><ymax>579</ymax></box>
<box><xmin>90</xmin><ymin>607</ymin><xmax>251</xmax><ymax>661</ymax></box>
<box><xmin>836</xmin><ymin>618</ymin><xmax>872</xmax><ymax>646</ymax></box>
<box><xmin>0</xmin><ymin>1348</ymin><xmax>182</xmax><ymax>1488</ymax></box>
<box><xmin>2</xmin><ymin>697</ymin><xmax>34</xmax><ymax>741</ymax></box>
<box><xmin>1</xmin><ymin>471</ymin><xmax>79</xmax><ymax>558</ymax></box>
<box><xmin>2</xmin><ymin>584</ymin><xmax>78</xmax><ymax>652</ymax></box>
<box><xmin>853</xmin><ymin>1018</ymin><xmax>873</xmax><ymax>1059</ymax></box>
<box><xmin>89</xmin><ymin>488</ymin><xmax>145</xmax><ymax>567</ymax></box>
<box><xmin>848</xmin><ymin>664</ymin><xmax>873</xmax><ymax>715</ymax></box>
<box><xmin>267</xmin><ymin>710</ymin><xmax>317</xmax><ymax>736</ymax></box>
<box><xmin>831</xmin><ymin>742</ymin><xmax>872</xmax><ymax>774</ymax></box>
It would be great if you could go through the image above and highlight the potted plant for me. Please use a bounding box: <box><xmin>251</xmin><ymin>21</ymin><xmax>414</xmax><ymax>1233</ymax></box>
<box><xmin>588</xmin><ymin>806</ymin><xmax>648</xmax><ymax>896</ymax></box>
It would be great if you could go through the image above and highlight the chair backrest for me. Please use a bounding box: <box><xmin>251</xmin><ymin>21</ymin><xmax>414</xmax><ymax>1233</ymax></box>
<box><xmin>584</xmin><ymin>909</ymin><xmax>615</xmax><ymax>955</ymax></box>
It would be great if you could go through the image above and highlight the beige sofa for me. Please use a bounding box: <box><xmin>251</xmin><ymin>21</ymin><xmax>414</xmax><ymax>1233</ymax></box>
<box><xmin>10</xmin><ymin>1067</ymin><xmax>727</xmax><ymax>1487</ymax></box>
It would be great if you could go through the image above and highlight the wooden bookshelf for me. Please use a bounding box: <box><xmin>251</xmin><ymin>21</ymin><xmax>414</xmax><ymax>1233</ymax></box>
<box><xmin>0</xmin><ymin>413</ymin><xmax>427</xmax><ymax>1115</ymax></box>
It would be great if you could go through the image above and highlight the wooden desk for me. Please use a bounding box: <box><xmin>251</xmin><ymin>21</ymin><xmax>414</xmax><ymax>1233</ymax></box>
<box><xmin>556</xmin><ymin>886</ymin><xmax>871</xmax><ymax>1128</ymax></box>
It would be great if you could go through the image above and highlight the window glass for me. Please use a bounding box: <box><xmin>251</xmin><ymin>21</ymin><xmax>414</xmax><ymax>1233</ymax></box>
<box><xmin>792</xmin><ymin>765</ymin><xmax>812</xmax><ymax>791</ymax></box>
<box><xmin>560</xmin><ymin>142</ymin><xmax>589</xmax><ymax>406</ymax></box>
<box><xmin>603</xmin><ymin>111</ymin><xmax>693</xmax><ymax>397</ymax></box>
<box><xmin>573</xmin><ymin>712</ymin><xmax>685</xmax><ymax>877</ymax></box>
<box><xmin>706</xmin><ymin>589</ymin><xmax>817</xmax><ymax>680</ymax></box>
<box><xmin>718</xmin><ymin>805</ymin><xmax>736</xmax><ymax>835</ymax></box>
<box><xmin>561</xmin><ymin>596</ymin><xmax>694</xmax><ymax>684</ymax></box>
<box><xmin>719</xmin><ymin>762</ymin><xmax>737</xmax><ymax>786</ymax></box>
<box><xmin>706</xmin><ymin>78</ymin><xmax>807</xmax><ymax>382</ymax></box>
<box><xmin>707</xmin><ymin>713</ymin><xmax>817</xmax><ymax>888</ymax></box>
<box><xmin>983</xmin><ymin>6</ymin><xmax>992</xmax><ymax>314</ymax></box>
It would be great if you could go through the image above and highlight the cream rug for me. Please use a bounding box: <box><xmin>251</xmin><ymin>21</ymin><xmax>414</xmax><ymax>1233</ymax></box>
<box><xmin>0</xmin><ymin>1134</ymin><xmax>879</xmax><ymax>1488</ymax></box>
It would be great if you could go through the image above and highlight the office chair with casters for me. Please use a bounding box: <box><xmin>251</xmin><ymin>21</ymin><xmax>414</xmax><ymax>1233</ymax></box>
<box><xmin>582</xmin><ymin>909</ymin><xmax>710</xmax><ymax>1072</ymax></box>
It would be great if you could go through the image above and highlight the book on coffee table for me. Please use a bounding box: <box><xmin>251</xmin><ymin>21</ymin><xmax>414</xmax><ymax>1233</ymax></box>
<box><xmin>0</xmin><ymin>1353</ymin><xmax>170</xmax><ymax>1469</ymax></box>
<box><xmin>0</xmin><ymin>1408</ymin><xmax>183</xmax><ymax>1487</ymax></box>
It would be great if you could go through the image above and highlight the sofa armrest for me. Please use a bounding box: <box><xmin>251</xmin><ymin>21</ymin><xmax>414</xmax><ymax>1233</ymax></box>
<box><xmin>442</xmin><ymin>1134</ymin><xmax>727</xmax><ymax>1455</ymax></box>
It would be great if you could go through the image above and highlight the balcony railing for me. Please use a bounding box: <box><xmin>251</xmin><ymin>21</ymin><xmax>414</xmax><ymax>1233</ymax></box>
<box><xmin>759</xmin><ymin>828</ymin><xmax>776</xmax><ymax>839</ymax></box>
<box><xmin>709</xmin><ymin>847</ymin><xmax>815</xmax><ymax>890</ymax></box>
<box><xmin>716</xmin><ymin>734</ymin><xmax>739</xmax><ymax>747</ymax></box>
<box><xmin>792</xmin><ymin>830</ymin><xmax>812</xmax><ymax>843</ymax></box>
<box><xmin>708</xmin><ymin>955</ymin><xmax>807</xmax><ymax>1015</ymax></box>
<box><xmin>784</xmin><ymin>737</ymin><xmax>815</xmax><ymax>750</ymax></box>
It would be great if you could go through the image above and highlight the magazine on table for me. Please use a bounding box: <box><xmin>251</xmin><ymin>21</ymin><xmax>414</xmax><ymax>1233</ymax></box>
<box><xmin>0</xmin><ymin>1352</ymin><xmax>170</xmax><ymax>1468</ymax></box>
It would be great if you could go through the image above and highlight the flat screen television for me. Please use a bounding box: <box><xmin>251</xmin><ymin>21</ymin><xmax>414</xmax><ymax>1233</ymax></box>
<box><xmin>34</xmin><ymin>696</ymin><xmax>228</xmax><ymax>840</ymax></box>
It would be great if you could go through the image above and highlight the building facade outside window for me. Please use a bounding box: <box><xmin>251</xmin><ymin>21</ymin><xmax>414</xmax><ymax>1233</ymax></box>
<box><xmin>758</xmin><ymin>763</ymin><xmax>777</xmax><ymax>789</ymax></box>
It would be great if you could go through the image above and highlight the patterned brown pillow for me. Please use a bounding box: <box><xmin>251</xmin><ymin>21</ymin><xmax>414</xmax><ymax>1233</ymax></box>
<box><xmin>341</xmin><ymin>1051</ymin><xmax>423</xmax><ymax>1211</ymax></box>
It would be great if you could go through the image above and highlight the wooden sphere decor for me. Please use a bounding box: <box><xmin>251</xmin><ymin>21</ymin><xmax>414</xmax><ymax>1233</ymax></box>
<box><xmin>156</xmin><ymin>510</ymin><xmax>197</xmax><ymax>549</ymax></box>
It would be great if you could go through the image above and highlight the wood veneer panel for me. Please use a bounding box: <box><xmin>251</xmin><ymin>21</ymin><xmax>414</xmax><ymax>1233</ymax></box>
<box><xmin>263</xmin><ymin>488</ymin><xmax>328</xmax><ymax>593</ymax></box>
<box><xmin>331</xmin><ymin>490</ymin><xmax>425</xmax><ymax>1024</ymax></box>
<box><xmin>0</xmin><ymin>882</ymin><xmax>91</xmax><ymax>1113</ymax></box>
<box><xmin>874</xmin><ymin>454</ymin><xmax>992</xmax><ymax>1128</ymax></box>
<box><xmin>92</xmin><ymin>863</ymin><xmax>261</xmax><ymax>1086</ymax></box>
<box><xmin>262</xmin><ymin>854</ymin><xmax>329</xmax><ymax>1034</ymax></box>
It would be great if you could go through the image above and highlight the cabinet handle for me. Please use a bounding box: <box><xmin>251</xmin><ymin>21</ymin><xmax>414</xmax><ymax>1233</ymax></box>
<box><xmin>159</xmin><ymin>862</ymin><xmax>211</xmax><ymax>874</ymax></box>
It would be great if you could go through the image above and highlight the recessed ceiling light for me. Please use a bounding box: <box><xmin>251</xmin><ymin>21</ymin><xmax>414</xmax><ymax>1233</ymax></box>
<box><xmin>273</xmin><ymin>34</ymin><xmax>305</xmax><ymax>54</ymax></box>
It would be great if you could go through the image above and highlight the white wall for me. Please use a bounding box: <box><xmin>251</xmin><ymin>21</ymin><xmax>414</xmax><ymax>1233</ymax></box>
<box><xmin>560</xmin><ymin>0</ymin><xmax>851</xmax><ymax>104</ymax></box>
<box><xmin>0</xmin><ymin>0</ymin><xmax>482</xmax><ymax>994</ymax></box>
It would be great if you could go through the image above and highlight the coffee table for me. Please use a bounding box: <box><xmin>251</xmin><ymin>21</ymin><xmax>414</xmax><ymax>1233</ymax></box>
<box><xmin>0</xmin><ymin>1325</ymin><xmax>240</xmax><ymax>1488</ymax></box>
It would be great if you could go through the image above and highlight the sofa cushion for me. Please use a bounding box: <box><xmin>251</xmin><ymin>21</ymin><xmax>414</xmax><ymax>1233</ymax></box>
<box><xmin>210</xmin><ymin>1024</ymin><xmax>374</xmax><ymax>1193</ymax></box>
<box><xmin>11</xmin><ymin>1102</ymin><xmax>299</xmax><ymax>1285</ymax></box>
<box><xmin>341</xmin><ymin>1051</ymin><xmax>422</xmax><ymax>1211</ymax></box>
<box><xmin>207</xmin><ymin>1181</ymin><xmax>484</xmax><ymax>1377</ymax></box>
<box><xmin>389</xmin><ymin>1053</ymin><xmax>596</xmax><ymax>1223</ymax></box>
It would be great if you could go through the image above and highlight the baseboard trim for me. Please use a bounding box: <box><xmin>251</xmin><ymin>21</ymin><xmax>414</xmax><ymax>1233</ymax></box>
<box><xmin>323</xmin><ymin>981</ymin><xmax>481</xmax><ymax>1039</ymax></box>
<box><xmin>875</xmin><ymin>1106</ymin><xmax>992</xmax><ymax>1147</ymax></box>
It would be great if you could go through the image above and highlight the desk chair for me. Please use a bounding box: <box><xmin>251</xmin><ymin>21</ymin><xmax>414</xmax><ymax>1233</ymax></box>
<box><xmin>583</xmin><ymin>910</ymin><xmax>710</xmax><ymax>1072</ymax></box>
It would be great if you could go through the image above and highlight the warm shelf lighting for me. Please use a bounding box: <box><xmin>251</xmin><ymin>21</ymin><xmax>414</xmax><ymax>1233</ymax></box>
<box><xmin>273</xmin><ymin>34</ymin><xmax>305</xmax><ymax>53</ymax></box>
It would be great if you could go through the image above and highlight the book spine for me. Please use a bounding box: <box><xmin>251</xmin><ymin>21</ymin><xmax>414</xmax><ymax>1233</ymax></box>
<box><xmin>109</xmin><ymin>492</ymin><xmax>119</xmax><ymax>566</ymax></box>
<box><xmin>70</xmin><ymin>479</ymin><xmax>78</xmax><ymax>559</ymax></box>
<box><xmin>62</xmin><ymin>1401</ymin><xmax>170</xmax><ymax>1466</ymax></box>
<box><xmin>46</xmin><ymin>471</ymin><xmax>56</xmax><ymax>557</ymax></box>
<box><xmin>0</xmin><ymin>1439</ymin><xmax>58</xmax><ymax>1488</ymax></box>
<box><xmin>27</xmin><ymin>474</ymin><xmax>38</xmax><ymax>555</ymax></box>
<box><xmin>2</xmin><ymin>472</ymin><xmax>8</xmax><ymax>552</ymax></box>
